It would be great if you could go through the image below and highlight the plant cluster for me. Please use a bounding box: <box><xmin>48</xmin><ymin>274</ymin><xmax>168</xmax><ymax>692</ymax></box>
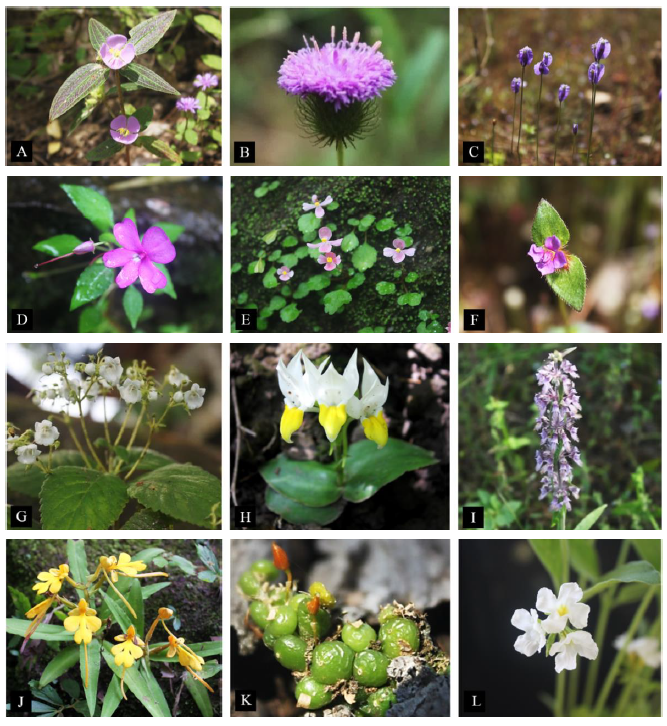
<box><xmin>237</xmin><ymin>543</ymin><xmax>448</xmax><ymax>716</ymax></box>
<box><xmin>7</xmin><ymin>348</ymin><xmax>221</xmax><ymax>530</ymax></box>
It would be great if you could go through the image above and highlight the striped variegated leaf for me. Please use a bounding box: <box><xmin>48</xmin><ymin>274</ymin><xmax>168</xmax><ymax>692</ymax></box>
<box><xmin>129</xmin><ymin>10</ymin><xmax>177</xmax><ymax>55</ymax></box>
<box><xmin>88</xmin><ymin>17</ymin><xmax>114</xmax><ymax>52</ymax></box>
<box><xmin>120</xmin><ymin>61</ymin><xmax>179</xmax><ymax>95</ymax></box>
<box><xmin>49</xmin><ymin>63</ymin><xmax>108</xmax><ymax>121</ymax></box>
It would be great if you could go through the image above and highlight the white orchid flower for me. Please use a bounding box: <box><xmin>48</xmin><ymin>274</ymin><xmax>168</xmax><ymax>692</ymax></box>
<box><xmin>276</xmin><ymin>350</ymin><xmax>321</xmax><ymax>443</ymax></box>
<box><xmin>511</xmin><ymin>608</ymin><xmax>546</xmax><ymax>657</ymax></box>
<box><xmin>536</xmin><ymin>582</ymin><xmax>590</xmax><ymax>633</ymax></box>
<box><xmin>550</xmin><ymin>630</ymin><xmax>598</xmax><ymax>672</ymax></box>
<box><xmin>614</xmin><ymin>634</ymin><xmax>661</xmax><ymax>668</ymax></box>
<box><xmin>346</xmin><ymin>358</ymin><xmax>389</xmax><ymax>448</ymax></box>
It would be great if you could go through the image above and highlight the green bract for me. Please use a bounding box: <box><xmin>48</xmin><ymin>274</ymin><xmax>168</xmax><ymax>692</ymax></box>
<box><xmin>311</xmin><ymin>642</ymin><xmax>355</xmax><ymax>685</ymax></box>
<box><xmin>249</xmin><ymin>601</ymin><xmax>270</xmax><ymax>630</ymax></box>
<box><xmin>250</xmin><ymin>559</ymin><xmax>280</xmax><ymax>582</ymax></box>
<box><xmin>238</xmin><ymin>571</ymin><xmax>261</xmax><ymax>597</ymax></box>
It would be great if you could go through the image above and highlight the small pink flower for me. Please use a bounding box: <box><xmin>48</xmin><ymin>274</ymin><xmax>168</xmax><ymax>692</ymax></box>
<box><xmin>277</xmin><ymin>266</ymin><xmax>294</xmax><ymax>281</ymax></box>
<box><xmin>110</xmin><ymin>115</ymin><xmax>140</xmax><ymax>145</ymax></box>
<box><xmin>447</xmin><ymin>321</ymin><xmax>451</xmax><ymax>333</ymax></box>
<box><xmin>100</xmin><ymin>34</ymin><xmax>136</xmax><ymax>70</ymax></box>
<box><xmin>194</xmin><ymin>72</ymin><xmax>219</xmax><ymax>89</ymax></box>
<box><xmin>303</xmin><ymin>194</ymin><xmax>332</xmax><ymax>219</ymax></box>
<box><xmin>307</xmin><ymin>227</ymin><xmax>342</xmax><ymax>253</ymax></box>
<box><xmin>102</xmin><ymin>218</ymin><xmax>176</xmax><ymax>294</ymax></box>
<box><xmin>383</xmin><ymin>239</ymin><xmax>415</xmax><ymax>263</ymax></box>
<box><xmin>318</xmin><ymin>251</ymin><xmax>341</xmax><ymax>272</ymax></box>
<box><xmin>528</xmin><ymin>236</ymin><xmax>567</xmax><ymax>276</ymax></box>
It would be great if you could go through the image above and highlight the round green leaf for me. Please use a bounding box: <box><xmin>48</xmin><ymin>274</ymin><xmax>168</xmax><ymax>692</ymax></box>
<box><xmin>7</xmin><ymin>450</ymin><xmax>85</xmax><ymax>498</ymax></box>
<box><xmin>352</xmin><ymin>243</ymin><xmax>377</xmax><ymax>272</ymax></box>
<box><xmin>265</xmin><ymin>488</ymin><xmax>345</xmax><ymax>526</ymax></box>
<box><xmin>397</xmin><ymin>293</ymin><xmax>423</xmax><ymax>306</ymax></box>
<box><xmin>376</xmin><ymin>282</ymin><xmax>396</xmax><ymax>295</ymax></box>
<box><xmin>280</xmin><ymin>303</ymin><xmax>301</xmax><ymax>322</ymax></box>
<box><xmin>375</xmin><ymin>218</ymin><xmax>396</xmax><ymax>232</ymax></box>
<box><xmin>260</xmin><ymin>455</ymin><xmax>341</xmax><ymax>507</ymax></box>
<box><xmin>357</xmin><ymin>214</ymin><xmax>376</xmax><ymax>232</ymax></box>
<box><xmin>184</xmin><ymin>128</ymin><xmax>198</xmax><ymax>146</ymax></box>
<box><xmin>342</xmin><ymin>232</ymin><xmax>359</xmax><ymax>252</ymax></box>
<box><xmin>307</xmin><ymin>274</ymin><xmax>331</xmax><ymax>291</ymax></box>
<box><xmin>282</xmin><ymin>235</ymin><xmax>298</xmax><ymax>248</ymax></box>
<box><xmin>263</xmin><ymin>267</ymin><xmax>278</xmax><ymax>288</ymax></box>
<box><xmin>122</xmin><ymin>285</ymin><xmax>143</xmax><ymax>330</ymax></box>
<box><xmin>347</xmin><ymin>273</ymin><xmax>365</xmax><ymax>290</ymax></box>
<box><xmin>405</xmin><ymin>272</ymin><xmax>419</xmax><ymax>283</ymax></box>
<box><xmin>545</xmin><ymin>255</ymin><xmax>586</xmax><ymax>312</ymax></box>
<box><xmin>298</xmin><ymin>212</ymin><xmax>319</xmax><ymax>234</ymax></box>
<box><xmin>323</xmin><ymin>289</ymin><xmax>352</xmax><ymax>314</ymax></box>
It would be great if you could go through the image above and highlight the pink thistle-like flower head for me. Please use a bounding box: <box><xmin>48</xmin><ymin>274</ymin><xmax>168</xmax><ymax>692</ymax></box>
<box><xmin>528</xmin><ymin>236</ymin><xmax>567</xmax><ymax>276</ymax></box>
<box><xmin>278</xmin><ymin>26</ymin><xmax>397</xmax><ymax>111</ymax></box>
<box><xmin>307</xmin><ymin>226</ymin><xmax>342</xmax><ymax>252</ymax></box>
<box><xmin>383</xmin><ymin>238</ymin><xmax>415</xmax><ymax>264</ymax></box>
<box><xmin>100</xmin><ymin>34</ymin><xmax>136</xmax><ymax>70</ymax></box>
<box><xmin>110</xmin><ymin>115</ymin><xmax>140</xmax><ymax>145</ymax></box>
<box><xmin>102</xmin><ymin>218</ymin><xmax>176</xmax><ymax>294</ymax></box>
<box><xmin>176</xmin><ymin>97</ymin><xmax>201</xmax><ymax>114</ymax></box>
<box><xmin>318</xmin><ymin>251</ymin><xmax>342</xmax><ymax>272</ymax></box>
<box><xmin>277</xmin><ymin>266</ymin><xmax>294</xmax><ymax>281</ymax></box>
<box><xmin>302</xmin><ymin>194</ymin><xmax>332</xmax><ymax>219</ymax></box>
<box><xmin>194</xmin><ymin>72</ymin><xmax>219</xmax><ymax>89</ymax></box>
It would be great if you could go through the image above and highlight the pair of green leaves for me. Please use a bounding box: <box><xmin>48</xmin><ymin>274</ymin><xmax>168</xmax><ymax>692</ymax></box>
<box><xmin>531</xmin><ymin>199</ymin><xmax>586</xmax><ymax>312</ymax></box>
<box><xmin>260</xmin><ymin>438</ymin><xmax>438</xmax><ymax>526</ymax></box>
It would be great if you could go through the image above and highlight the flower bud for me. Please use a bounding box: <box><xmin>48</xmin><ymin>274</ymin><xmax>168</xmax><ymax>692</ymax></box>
<box><xmin>173</xmin><ymin>391</ymin><xmax>184</xmax><ymax>402</ymax></box>
<box><xmin>271</xmin><ymin>542</ymin><xmax>289</xmax><ymax>571</ymax></box>
<box><xmin>158</xmin><ymin>607</ymin><xmax>174</xmax><ymax>619</ymax></box>
<box><xmin>42</xmin><ymin>363</ymin><xmax>54</xmax><ymax>375</ymax></box>
<box><xmin>73</xmin><ymin>240</ymin><xmax>96</xmax><ymax>255</ymax></box>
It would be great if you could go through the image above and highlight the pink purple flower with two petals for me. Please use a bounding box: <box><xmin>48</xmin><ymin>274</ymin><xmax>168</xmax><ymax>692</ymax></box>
<box><xmin>383</xmin><ymin>239</ymin><xmax>415</xmax><ymax>263</ymax></box>
<box><xmin>302</xmin><ymin>194</ymin><xmax>332</xmax><ymax>219</ymax></box>
<box><xmin>277</xmin><ymin>266</ymin><xmax>294</xmax><ymax>281</ymax></box>
<box><xmin>307</xmin><ymin>227</ymin><xmax>342</xmax><ymax>253</ymax></box>
<box><xmin>318</xmin><ymin>251</ymin><xmax>341</xmax><ymax>272</ymax></box>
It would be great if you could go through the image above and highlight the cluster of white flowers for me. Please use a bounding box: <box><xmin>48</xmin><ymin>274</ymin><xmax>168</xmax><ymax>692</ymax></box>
<box><xmin>512</xmin><ymin>582</ymin><xmax>599</xmax><ymax>672</ymax></box>
<box><xmin>7</xmin><ymin>420</ymin><xmax>60</xmax><ymax>465</ymax></box>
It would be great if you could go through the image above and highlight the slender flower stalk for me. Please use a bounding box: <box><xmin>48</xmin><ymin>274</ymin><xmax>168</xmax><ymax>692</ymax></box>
<box><xmin>533</xmin><ymin>52</ymin><xmax>552</xmax><ymax>165</ymax></box>
<box><xmin>553</xmin><ymin>84</ymin><xmax>570</xmax><ymax>165</ymax></box>
<box><xmin>510</xmin><ymin>77</ymin><xmax>521</xmax><ymax>155</ymax></box>
<box><xmin>490</xmin><ymin>118</ymin><xmax>496</xmax><ymax>165</ymax></box>
<box><xmin>586</xmin><ymin>38</ymin><xmax>610</xmax><ymax>165</ymax></box>
<box><xmin>571</xmin><ymin>123</ymin><xmax>578</xmax><ymax>164</ymax></box>
<box><xmin>516</xmin><ymin>47</ymin><xmax>533</xmax><ymax>159</ymax></box>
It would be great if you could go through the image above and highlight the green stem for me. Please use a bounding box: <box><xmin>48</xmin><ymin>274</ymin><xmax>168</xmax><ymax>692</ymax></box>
<box><xmin>115</xmin><ymin>71</ymin><xmax>125</xmax><ymax>117</ymax></box>
<box><xmin>571</xmin><ymin>133</ymin><xmax>576</xmax><ymax>165</ymax></box>
<box><xmin>62</xmin><ymin>418</ymin><xmax>91</xmax><ymax>468</ymax></box>
<box><xmin>560</xmin><ymin>506</ymin><xmax>566</xmax><ymax>530</ymax></box>
<box><xmin>593</xmin><ymin>586</ymin><xmax>657</xmax><ymax>716</ymax></box>
<box><xmin>586</xmin><ymin>84</ymin><xmax>596</xmax><ymax>166</ymax></box>
<box><xmin>123</xmin><ymin>405</ymin><xmax>172</xmax><ymax>481</ymax></box>
<box><xmin>553</xmin><ymin>101</ymin><xmax>562</xmax><ymax>165</ymax></box>
<box><xmin>114</xmin><ymin>405</ymin><xmax>133</xmax><ymax>446</ymax></box>
<box><xmin>558</xmin><ymin>297</ymin><xmax>570</xmax><ymax>331</ymax></box>
<box><xmin>517</xmin><ymin>66</ymin><xmax>526</xmax><ymax>159</ymax></box>
<box><xmin>555</xmin><ymin>669</ymin><xmax>566</xmax><ymax>717</ymax></box>
<box><xmin>560</xmin><ymin>538</ymin><xmax>569</xmax><ymax>585</ymax></box>
<box><xmin>567</xmin><ymin>665</ymin><xmax>579</xmax><ymax>716</ymax></box>
<box><xmin>511</xmin><ymin>93</ymin><xmax>518</xmax><ymax>155</ymax></box>
<box><xmin>490</xmin><ymin>122</ymin><xmax>495</xmax><ymax>165</ymax></box>
<box><xmin>48</xmin><ymin>445</ymin><xmax>53</xmax><ymax>472</ymax></box>
<box><xmin>614</xmin><ymin>663</ymin><xmax>643</xmax><ymax>716</ymax></box>
<box><xmin>336</xmin><ymin>141</ymin><xmax>344</xmax><ymax>166</ymax></box>
<box><xmin>77</xmin><ymin>399</ymin><xmax>105</xmax><ymax>470</ymax></box>
<box><xmin>536</xmin><ymin>73</ymin><xmax>543</xmax><ymax>165</ymax></box>
<box><xmin>126</xmin><ymin>403</ymin><xmax>146</xmax><ymax>450</ymax></box>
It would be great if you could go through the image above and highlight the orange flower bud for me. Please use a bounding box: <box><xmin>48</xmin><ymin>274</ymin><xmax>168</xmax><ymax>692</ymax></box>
<box><xmin>307</xmin><ymin>595</ymin><xmax>320</xmax><ymax>615</ymax></box>
<box><xmin>272</xmin><ymin>542</ymin><xmax>289</xmax><ymax>571</ymax></box>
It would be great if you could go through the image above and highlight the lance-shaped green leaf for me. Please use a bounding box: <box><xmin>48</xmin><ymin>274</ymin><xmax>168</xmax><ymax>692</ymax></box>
<box><xmin>120</xmin><ymin>61</ymin><xmax>179</xmax><ymax>95</ymax></box>
<box><xmin>136</xmin><ymin>135</ymin><xmax>182</xmax><ymax>164</ymax></box>
<box><xmin>50</xmin><ymin>63</ymin><xmax>108</xmax><ymax>121</ymax></box>
<box><xmin>545</xmin><ymin>255</ymin><xmax>586</xmax><ymax>312</ymax></box>
<box><xmin>129</xmin><ymin>10</ymin><xmax>177</xmax><ymax>55</ymax></box>
<box><xmin>531</xmin><ymin>198</ymin><xmax>570</xmax><ymax>248</ymax></box>
<box><xmin>88</xmin><ymin>18</ymin><xmax>114</xmax><ymax>52</ymax></box>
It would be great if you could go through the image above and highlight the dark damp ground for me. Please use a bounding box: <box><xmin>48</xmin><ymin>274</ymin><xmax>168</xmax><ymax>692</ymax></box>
<box><xmin>7</xmin><ymin>538</ymin><xmax>222</xmax><ymax>717</ymax></box>
<box><xmin>231</xmin><ymin>177</ymin><xmax>451</xmax><ymax>333</ymax></box>
<box><xmin>458</xmin><ymin>9</ymin><xmax>661</xmax><ymax>166</ymax></box>
<box><xmin>8</xmin><ymin>176</ymin><xmax>222</xmax><ymax>333</ymax></box>
<box><xmin>6</xmin><ymin>7</ymin><xmax>221</xmax><ymax>166</ymax></box>
<box><xmin>231</xmin><ymin>343</ymin><xmax>449</xmax><ymax>531</ymax></box>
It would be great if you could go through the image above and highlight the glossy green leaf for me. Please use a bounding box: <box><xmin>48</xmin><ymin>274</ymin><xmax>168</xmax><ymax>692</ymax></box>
<box><xmin>342</xmin><ymin>232</ymin><xmax>359</xmax><ymax>252</ymax></box>
<box><xmin>193</xmin><ymin>14</ymin><xmax>222</xmax><ymax>40</ymax></box>
<box><xmin>7</xmin><ymin>450</ymin><xmax>85</xmax><ymax>498</ymax></box>
<box><xmin>265</xmin><ymin>487</ymin><xmax>345</xmax><ymax>526</ymax></box>
<box><xmin>101</xmin><ymin>675</ymin><xmax>123</xmax><ymax>717</ymax></box>
<box><xmin>569</xmin><ymin>539</ymin><xmax>599</xmax><ymax>580</ymax></box>
<box><xmin>136</xmin><ymin>135</ymin><xmax>182</xmax><ymax>163</ymax></box>
<box><xmin>184</xmin><ymin>672</ymin><xmax>213</xmax><ymax>716</ymax></box>
<box><xmin>101</xmin><ymin>590</ymin><xmax>133</xmax><ymax>633</ymax></box>
<box><xmin>280</xmin><ymin>303</ymin><xmax>301</xmax><ymax>323</ymax></box>
<box><xmin>631</xmin><ymin>540</ymin><xmax>661</xmax><ymax>571</ymax></box>
<box><xmin>583</xmin><ymin>560</ymin><xmax>660</xmax><ymax>601</ymax></box>
<box><xmin>342</xmin><ymin>438</ymin><xmax>437</xmax><ymax>503</ymax></box>
<box><xmin>306</xmin><ymin>274</ymin><xmax>330</xmax><ymax>291</ymax></box>
<box><xmin>298</xmin><ymin>212</ymin><xmax>319</xmax><ymax>234</ymax></box>
<box><xmin>357</xmin><ymin>214</ymin><xmax>376</xmax><ymax>232</ymax></box>
<box><xmin>323</xmin><ymin>289</ymin><xmax>352</xmax><ymax>314</ymax></box>
<box><xmin>123</xmin><ymin>285</ymin><xmax>143</xmax><ymax>330</ymax></box>
<box><xmin>88</xmin><ymin>18</ymin><xmax>114</xmax><ymax>51</ymax></box>
<box><xmin>352</xmin><ymin>243</ymin><xmax>377</xmax><ymax>272</ymax></box>
<box><xmin>574</xmin><ymin>504</ymin><xmax>607</xmax><ymax>530</ymax></box>
<box><xmin>397</xmin><ymin>292</ymin><xmax>423</xmax><ymax>306</ymax></box>
<box><xmin>40</xmin><ymin>467</ymin><xmax>129</xmax><ymax>530</ymax></box>
<box><xmin>81</xmin><ymin>639</ymin><xmax>101</xmax><ymax>716</ymax></box>
<box><xmin>127</xmin><ymin>464</ymin><xmax>220</xmax><ymax>529</ymax></box>
<box><xmin>121</xmin><ymin>62</ymin><xmax>179</xmax><ymax>94</ymax></box>
<box><xmin>260</xmin><ymin>454</ymin><xmax>341</xmax><ymax>507</ymax></box>
<box><xmin>33</xmin><ymin>234</ymin><xmax>83</xmax><ymax>256</ymax></box>
<box><xmin>152</xmin><ymin>262</ymin><xmax>177</xmax><ymax>299</ymax></box>
<box><xmin>129</xmin><ymin>10</ymin><xmax>177</xmax><ymax>55</ymax></box>
<box><xmin>140</xmin><ymin>582</ymin><xmax>171</xmax><ymax>599</ymax></box>
<box><xmin>39</xmin><ymin>645</ymin><xmax>80</xmax><ymax>688</ymax></box>
<box><xmin>545</xmin><ymin>254</ymin><xmax>586</xmax><ymax>312</ymax></box>
<box><xmin>6</xmin><ymin>619</ymin><xmax>70</xmax><ymax>641</ymax></box>
<box><xmin>531</xmin><ymin>198</ymin><xmax>570</xmax><ymax>248</ymax></box>
<box><xmin>86</xmin><ymin>137</ymin><xmax>124</xmax><ymax>162</ymax></box>
<box><xmin>61</xmin><ymin>184</ymin><xmax>114</xmax><ymax>232</ymax></box>
<box><xmin>376</xmin><ymin>218</ymin><xmax>396</xmax><ymax>232</ymax></box>
<box><xmin>529</xmin><ymin>540</ymin><xmax>562</xmax><ymax>590</ymax></box>
<box><xmin>66</xmin><ymin>538</ymin><xmax>90</xmax><ymax>591</ymax></box>
<box><xmin>49</xmin><ymin>64</ymin><xmax>108</xmax><ymax>121</ymax></box>
<box><xmin>376</xmin><ymin>281</ymin><xmax>396</xmax><ymax>295</ymax></box>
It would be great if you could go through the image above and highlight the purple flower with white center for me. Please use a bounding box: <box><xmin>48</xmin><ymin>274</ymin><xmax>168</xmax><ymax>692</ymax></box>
<box><xmin>277</xmin><ymin>266</ymin><xmax>294</xmax><ymax>281</ymax></box>
<box><xmin>194</xmin><ymin>73</ymin><xmax>219</xmax><ymax>89</ymax></box>
<box><xmin>303</xmin><ymin>194</ymin><xmax>332</xmax><ymax>219</ymax></box>
<box><xmin>110</xmin><ymin>115</ymin><xmax>140</xmax><ymax>145</ymax></box>
<box><xmin>558</xmin><ymin>84</ymin><xmax>570</xmax><ymax>102</ymax></box>
<box><xmin>511</xmin><ymin>77</ymin><xmax>522</xmax><ymax>93</ymax></box>
<box><xmin>102</xmin><ymin>218</ymin><xmax>176</xmax><ymax>294</ymax></box>
<box><xmin>317</xmin><ymin>251</ymin><xmax>342</xmax><ymax>272</ymax></box>
<box><xmin>573</xmin><ymin>123</ymin><xmax>578</xmax><ymax>135</ymax></box>
<box><xmin>383</xmin><ymin>239</ymin><xmax>415</xmax><ymax>264</ymax></box>
<box><xmin>588</xmin><ymin>62</ymin><xmax>605</xmax><ymax>85</ymax></box>
<box><xmin>100</xmin><ymin>34</ymin><xmax>136</xmax><ymax>70</ymax></box>
<box><xmin>534</xmin><ymin>52</ymin><xmax>552</xmax><ymax>75</ymax></box>
<box><xmin>534</xmin><ymin>348</ymin><xmax>583</xmax><ymax>514</ymax></box>
<box><xmin>591</xmin><ymin>38</ymin><xmax>611</xmax><ymax>61</ymax></box>
<box><xmin>528</xmin><ymin>236</ymin><xmax>567</xmax><ymax>276</ymax></box>
<box><xmin>278</xmin><ymin>26</ymin><xmax>397</xmax><ymax>111</ymax></box>
<box><xmin>307</xmin><ymin>226</ymin><xmax>342</xmax><ymax>253</ymax></box>
<box><xmin>176</xmin><ymin>97</ymin><xmax>201</xmax><ymax>114</ymax></box>
<box><xmin>517</xmin><ymin>47</ymin><xmax>533</xmax><ymax>67</ymax></box>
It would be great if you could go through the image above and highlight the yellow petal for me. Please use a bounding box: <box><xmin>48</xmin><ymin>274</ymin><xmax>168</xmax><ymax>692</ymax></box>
<box><xmin>362</xmin><ymin>411</ymin><xmax>388</xmax><ymax>449</ymax></box>
<box><xmin>280</xmin><ymin>405</ymin><xmax>304</xmax><ymax>443</ymax></box>
<box><xmin>63</xmin><ymin>615</ymin><xmax>80</xmax><ymax>633</ymax></box>
<box><xmin>319</xmin><ymin>403</ymin><xmax>347</xmax><ymax>442</ymax></box>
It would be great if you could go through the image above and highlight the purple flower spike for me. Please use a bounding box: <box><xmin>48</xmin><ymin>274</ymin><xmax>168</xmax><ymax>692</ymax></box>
<box><xmin>102</xmin><ymin>218</ymin><xmax>176</xmax><ymax>294</ymax></box>
<box><xmin>278</xmin><ymin>26</ymin><xmax>397</xmax><ymax>111</ymax></box>
<box><xmin>318</xmin><ymin>251</ymin><xmax>342</xmax><ymax>272</ymax></box>
<box><xmin>517</xmin><ymin>46</ymin><xmax>533</xmax><ymax>67</ymax></box>
<box><xmin>383</xmin><ymin>239</ymin><xmax>416</xmax><ymax>264</ymax></box>
<box><xmin>511</xmin><ymin>77</ymin><xmax>522</xmax><ymax>93</ymax></box>
<box><xmin>302</xmin><ymin>194</ymin><xmax>332</xmax><ymax>219</ymax></box>
<box><xmin>110</xmin><ymin>115</ymin><xmax>140</xmax><ymax>145</ymax></box>
<box><xmin>277</xmin><ymin>266</ymin><xmax>294</xmax><ymax>281</ymax></box>
<box><xmin>194</xmin><ymin>73</ymin><xmax>219</xmax><ymax>89</ymax></box>
<box><xmin>176</xmin><ymin>97</ymin><xmax>202</xmax><ymax>114</ymax></box>
<box><xmin>307</xmin><ymin>226</ymin><xmax>342</xmax><ymax>253</ymax></box>
<box><xmin>572</xmin><ymin>123</ymin><xmax>579</xmax><ymax>135</ymax></box>
<box><xmin>588</xmin><ymin>62</ymin><xmax>605</xmax><ymax>85</ymax></box>
<box><xmin>528</xmin><ymin>236</ymin><xmax>567</xmax><ymax>276</ymax></box>
<box><xmin>100</xmin><ymin>34</ymin><xmax>136</xmax><ymax>70</ymax></box>
<box><xmin>591</xmin><ymin>38</ymin><xmax>611</xmax><ymax>61</ymax></box>
<box><xmin>558</xmin><ymin>84</ymin><xmax>570</xmax><ymax>102</ymax></box>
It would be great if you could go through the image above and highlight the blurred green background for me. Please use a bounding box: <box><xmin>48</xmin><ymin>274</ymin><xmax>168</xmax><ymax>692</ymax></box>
<box><xmin>458</xmin><ymin>343</ymin><xmax>662</xmax><ymax>530</ymax></box>
<box><xmin>231</xmin><ymin>8</ymin><xmax>449</xmax><ymax>166</ymax></box>
<box><xmin>460</xmin><ymin>176</ymin><xmax>662</xmax><ymax>333</ymax></box>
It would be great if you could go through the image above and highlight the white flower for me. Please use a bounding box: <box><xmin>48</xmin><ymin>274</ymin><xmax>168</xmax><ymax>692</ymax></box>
<box><xmin>173</xmin><ymin>391</ymin><xmax>184</xmax><ymax>402</ymax></box>
<box><xmin>184</xmin><ymin>383</ymin><xmax>206</xmax><ymax>410</ymax></box>
<box><xmin>84</xmin><ymin>362</ymin><xmax>96</xmax><ymax>376</ymax></box>
<box><xmin>42</xmin><ymin>363</ymin><xmax>54</xmax><ymax>375</ymax></box>
<box><xmin>83</xmin><ymin>378</ymin><xmax>100</xmax><ymax>398</ymax></box>
<box><xmin>147</xmin><ymin>389</ymin><xmax>158</xmax><ymax>401</ymax></box>
<box><xmin>512</xmin><ymin>608</ymin><xmax>547</xmax><ymax>657</ymax></box>
<box><xmin>614</xmin><ymin>634</ymin><xmax>661</xmax><ymax>668</ymax></box>
<box><xmin>6</xmin><ymin>435</ymin><xmax>21</xmax><ymax>451</ymax></box>
<box><xmin>119</xmin><ymin>379</ymin><xmax>142</xmax><ymax>404</ymax></box>
<box><xmin>277</xmin><ymin>350</ymin><xmax>326</xmax><ymax>443</ymax></box>
<box><xmin>536</xmin><ymin>582</ymin><xmax>590</xmax><ymax>633</ymax></box>
<box><xmin>45</xmin><ymin>388</ymin><xmax>58</xmax><ymax>400</ymax></box>
<box><xmin>34</xmin><ymin>420</ymin><xmax>60</xmax><ymax>446</ymax></box>
<box><xmin>168</xmin><ymin>367</ymin><xmax>190</xmax><ymax>386</ymax></box>
<box><xmin>99</xmin><ymin>356</ymin><xmax>123</xmax><ymax>385</ymax></box>
<box><xmin>346</xmin><ymin>358</ymin><xmax>390</xmax><ymax>449</ymax></box>
<box><xmin>59</xmin><ymin>378</ymin><xmax>81</xmax><ymax>401</ymax></box>
<box><xmin>550</xmin><ymin>631</ymin><xmax>599</xmax><ymax>672</ymax></box>
<box><xmin>16</xmin><ymin>444</ymin><xmax>42</xmax><ymax>465</ymax></box>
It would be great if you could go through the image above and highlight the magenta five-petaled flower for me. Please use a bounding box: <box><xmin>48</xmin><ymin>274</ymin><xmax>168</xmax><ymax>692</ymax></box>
<box><xmin>303</xmin><ymin>194</ymin><xmax>332</xmax><ymax>219</ymax></box>
<box><xmin>277</xmin><ymin>266</ymin><xmax>294</xmax><ymax>281</ymax></box>
<box><xmin>528</xmin><ymin>236</ymin><xmax>567</xmax><ymax>276</ymax></box>
<box><xmin>307</xmin><ymin>226</ymin><xmax>342</xmax><ymax>253</ymax></box>
<box><xmin>194</xmin><ymin>73</ymin><xmax>219</xmax><ymax>89</ymax></box>
<box><xmin>176</xmin><ymin>97</ymin><xmax>201</xmax><ymax>114</ymax></box>
<box><xmin>102</xmin><ymin>218</ymin><xmax>176</xmax><ymax>294</ymax></box>
<box><xmin>318</xmin><ymin>251</ymin><xmax>341</xmax><ymax>272</ymax></box>
<box><xmin>100</xmin><ymin>34</ymin><xmax>136</xmax><ymax>70</ymax></box>
<box><xmin>110</xmin><ymin>115</ymin><xmax>140</xmax><ymax>145</ymax></box>
<box><xmin>383</xmin><ymin>239</ymin><xmax>415</xmax><ymax>264</ymax></box>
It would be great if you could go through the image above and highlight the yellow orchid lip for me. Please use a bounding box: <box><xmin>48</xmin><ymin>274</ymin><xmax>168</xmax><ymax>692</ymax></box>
<box><xmin>319</xmin><ymin>403</ymin><xmax>347</xmax><ymax>442</ymax></box>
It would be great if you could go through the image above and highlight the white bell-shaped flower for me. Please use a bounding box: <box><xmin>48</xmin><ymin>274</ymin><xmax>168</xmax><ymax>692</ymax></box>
<box><xmin>536</xmin><ymin>582</ymin><xmax>590</xmax><ymax>633</ymax></box>
<box><xmin>184</xmin><ymin>383</ymin><xmax>206</xmax><ymax>410</ymax></box>
<box><xmin>119</xmin><ymin>378</ymin><xmax>142</xmax><ymax>404</ymax></box>
<box><xmin>550</xmin><ymin>630</ymin><xmax>599</xmax><ymax>672</ymax></box>
<box><xmin>511</xmin><ymin>608</ymin><xmax>546</xmax><ymax>657</ymax></box>
<box><xmin>346</xmin><ymin>358</ymin><xmax>389</xmax><ymax>448</ymax></box>
<box><xmin>99</xmin><ymin>356</ymin><xmax>123</xmax><ymax>385</ymax></box>
<box><xmin>17</xmin><ymin>443</ymin><xmax>42</xmax><ymax>465</ymax></box>
<box><xmin>34</xmin><ymin>420</ymin><xmax>60</xmax><ymax>446</ymax></box>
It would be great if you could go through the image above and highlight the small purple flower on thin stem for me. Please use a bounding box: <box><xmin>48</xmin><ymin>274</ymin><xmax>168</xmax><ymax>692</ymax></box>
<box><xmin>591</xmin><ymin>38</ymin><xmax>611</xmax><ymax>61</ymax></box>
<box><xmin>307</xmin><ymin>226</ymin><xmax>342</xmax><ymax>253</ymax></box>
<box><xmin>176</xmin><ymin>97</ymin><xmax>201</xmax><ymax>114</ymax></box>
<box><xmin>534</xmin><ymin>52</ymin><xmax>552</xmax><ymax>165</ymax></box>
<box><xmin>511</xmin><ymin>78</ymin><xmax>522</xmax><ymax>155</ymax></box>
<box><xmin>553</xmin><ymin>85</ymin><xmax>570</xmax><ymax>166</ymax></box>
<box><xmin>572</xmin><ymin>123</ymin><xmax>579</xmax><ymax>164</ymax></box>
<box><xmin>194</xmin><ymin>73</ymin><xmax>219</xmax><ymax>90</ymax></box>
<box><xmin>110</xmin><ymin>115</ymin><xmax>140</xmax><ymax>145</ymax></box>
<box><xmin>383</xmin><ymin>239</ymin><xmax>415</xmax><ymax>264</ymax></box>
<box><xmin>586</xmin><ymin>39</ymin><xmax>610</xmax><ymax>166</ymax></box>
<box><xmin>302</xmin><ymin>194</ymin><xmax>332</xmax><ymax>219</ymax></box>
<box><xmin>277</xmin><ymin>266</ymin><xmax>294</xmax><ymax>281</ymax></box>
<box><xmin>318</xmin><ymin>251</ymin><xmax>342</xmax><ymax>272</ymax></box>
<box><xmin>534</xmin><ymin>347</ymin><xmax>583</xmax><ymax>526</ymax></box>
<box><xmin>517</xmin><ymin>47</ymin><xmax>534</xmax><ymax>67</ymax></box>
<box><xmin>528</xmin><ymin>236</ymin><xmax>567</xmax><ymax>276</ymax></box>
<box><xmin>516</xmin><ymin>47</ymin><xmax>533</xmax><ymax>158</ymax></box>
<box><xmin>100</xmin><ymin>34</ymin><xmax>135</xmax><ymax>70</ymax></box>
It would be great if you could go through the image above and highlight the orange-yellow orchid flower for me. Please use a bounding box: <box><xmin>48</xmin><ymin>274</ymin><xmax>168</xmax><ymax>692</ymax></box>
<box><xmin>167</xmin><ymin>634</ymin><xmax>214</xmax><ymax>693</ymax></box>
<box><xmin>111</xmin><ymin>625</ymin><xmax>145</xmax><ymax>699</ymax></box>
<box><xmin>23</xmin><ymin>597</ymin><xmax>55</xmax><ymax>642</ymax></box>
<box><xmin>63</xmin><ymin>599</ymin><xmax>102</xmax><ymax>687</ymax></box>
<box><xmin>33</xmin><ymin>564</ymin><xmax>70</xmax><ymax>595</ymax></box>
